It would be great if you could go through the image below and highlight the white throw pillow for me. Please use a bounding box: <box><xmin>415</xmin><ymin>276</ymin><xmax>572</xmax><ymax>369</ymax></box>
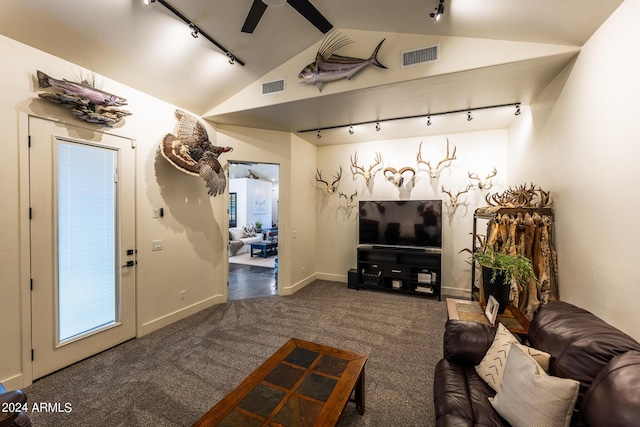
<box><xmin>229</xmin><ymin>228</ymin><xmax>244</xmax><ymax>241</ymax></box>
<box><xmin>476</xmin><ymin>323</ymin><xmax>550</xmax><ymax>391</ymax></box>
<box><xmin>490</xmin><ymin>344</ymin><xmax>579</xmax><ymax>427</ymax></box>
<box><xmin>242</xmin><ymin>225</ymin><xmax>256</xmax><ymax>237</ymax></box>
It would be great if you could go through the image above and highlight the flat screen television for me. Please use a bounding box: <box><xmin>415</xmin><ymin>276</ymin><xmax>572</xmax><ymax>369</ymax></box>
<box><xmin>358</xmin><ymin>200</ymin><xmax>442</xmax><ymax>250</ymax></box>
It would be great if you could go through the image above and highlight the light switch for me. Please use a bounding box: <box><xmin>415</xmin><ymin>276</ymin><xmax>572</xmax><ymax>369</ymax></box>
<box><xmin>152</xmin><ymin>240</ymin><xmax>163</xmax><ymax>251</ymax></box>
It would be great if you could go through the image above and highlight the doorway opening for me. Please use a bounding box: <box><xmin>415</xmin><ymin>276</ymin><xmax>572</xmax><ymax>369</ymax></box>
<box><xmin>227</xmin><ymin>161</ymin><xmax>279</xmax><ymax>300</ymax></box>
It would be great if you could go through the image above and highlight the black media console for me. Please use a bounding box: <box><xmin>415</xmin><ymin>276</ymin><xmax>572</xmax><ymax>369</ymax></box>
<box><xmin>356</xmin><ymin>246</ymin><xmax>441</xmax><ymax>300</ymax></box>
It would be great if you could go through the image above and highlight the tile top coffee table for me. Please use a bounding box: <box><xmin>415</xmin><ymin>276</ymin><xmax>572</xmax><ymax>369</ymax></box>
<box><xmin>193</xmin><ymin>338</ymin><xmax>367</xmax><ymax>427</ymax></box>
<box><xmin>446</xmin><ymin>297</ymin><xmax>530</xmax><ymax>336</ymax></box>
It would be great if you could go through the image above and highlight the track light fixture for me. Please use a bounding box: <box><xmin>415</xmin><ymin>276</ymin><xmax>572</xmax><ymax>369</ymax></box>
<box><xmin>515</xmin><ymin>104</ymin><xmax>521</xmax><ymax>115</ymax></box>
<box><xmin>145</xmin><ymin>0</ymin><xmax>244</xmax><ymax>66</ymax></box>
<box><xmin>189</xmin><ymin>23</ymin><xmax>199</xmax><ymax>38</ymax></box>
<box><xmin>297</xmin><ymin>102</ymin><xmax>521</xmax><ymax>135</ymax></box>
<box><xmin>430</xmin><ymin>0</ymin><xmax>445</xmax><ymax>21</ymax></box>
<box><xmin>349</xmin><ymin>125</ymin><xmax>354</xmax><ymax>135</ymax></box>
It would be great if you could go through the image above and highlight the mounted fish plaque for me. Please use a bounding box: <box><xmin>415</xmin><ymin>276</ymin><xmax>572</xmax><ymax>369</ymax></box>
<box><xmin>298</xmin><ymin>32</ymin><xmax>387</xmax><ymax>92</ymax></box>
<box><xmin>36</xmin><ymin>70</ymin><xmax>132</xmax><ymax>127</ymax></box>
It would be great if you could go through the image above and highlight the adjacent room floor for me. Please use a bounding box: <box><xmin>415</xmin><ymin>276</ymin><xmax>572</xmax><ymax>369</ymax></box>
<box><xmin>228</xmin><ymin>263</ymin><xmax>277</xmax><ymax>300</ymax></box>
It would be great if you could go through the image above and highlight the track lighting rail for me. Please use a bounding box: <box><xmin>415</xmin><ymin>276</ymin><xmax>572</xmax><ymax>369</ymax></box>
<box><xmin>148</xmin><ymin>0</ymin><xmax>245</xmax><ymax>66</ymax></box>
<box><xmin>297</xmin><ymin>102</ymin><xmax>521</xmax><ymax>134</ymax></box>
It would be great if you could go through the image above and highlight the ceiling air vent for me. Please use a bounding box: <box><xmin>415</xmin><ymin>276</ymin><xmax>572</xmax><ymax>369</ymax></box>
<box><xmin>401</xmin><ymin>44</ymin><xmax>439</xmax><ymax>68</ymax></box>
<box><xmin>262</xmin><ymin>79</ymin><xmax>285</xmax><ymax>96</ymax></box>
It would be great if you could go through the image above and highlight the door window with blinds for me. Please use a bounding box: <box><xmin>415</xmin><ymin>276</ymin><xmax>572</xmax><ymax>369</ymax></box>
<box><xmin>57</xmin><ymin>140</ymin><xmax>119</xmax><ymax>343</ymax></box>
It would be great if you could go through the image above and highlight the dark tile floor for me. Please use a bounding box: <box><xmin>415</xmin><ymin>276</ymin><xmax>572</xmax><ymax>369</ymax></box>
<box><xmin>228</xmin><ymin>263</ymin><xmax>278</xmax><ymax>300</ymax></box>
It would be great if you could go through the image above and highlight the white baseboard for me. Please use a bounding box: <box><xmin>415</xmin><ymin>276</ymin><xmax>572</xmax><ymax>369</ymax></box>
<box><xmin>140</xmin><ymin>294</ymin><xmax>226</xmax><ymax>336</ymax></box>
<box><xmin>279</xmin><ymin>273</ymin><xmax>317</xmax><ymax>295</ymax></box>
<box><xmin>315</xmin><ymin>273</ymin><xmax>347</xmax><ymax>283</ymax></box>
<box><xmin>1</xmin><ymin>373</ymin><xmax>24</xmax><ymax>391</ymax></box>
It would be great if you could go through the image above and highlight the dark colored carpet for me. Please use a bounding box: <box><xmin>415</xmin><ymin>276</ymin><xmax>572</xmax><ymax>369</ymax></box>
<box><xmin>23</xmin><ymin>280</ymin><xmax>447</xmax><ymax>426</ymax></box>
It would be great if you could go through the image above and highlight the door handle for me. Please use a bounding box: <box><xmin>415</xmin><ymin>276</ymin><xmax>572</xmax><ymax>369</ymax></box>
<box><xmin>122</xmin><ymin>260</ymin><xmax>137</xmax><ymax>268</ymax></box>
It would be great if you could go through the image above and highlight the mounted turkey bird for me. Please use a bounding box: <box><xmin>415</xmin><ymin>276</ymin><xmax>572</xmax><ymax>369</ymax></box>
<box><xmin>161</xmin><ymin>110</ymin><xmax>233</xmax><ymax>197</ymax></box>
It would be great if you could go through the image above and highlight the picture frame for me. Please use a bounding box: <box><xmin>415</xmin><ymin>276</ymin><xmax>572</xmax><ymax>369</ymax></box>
<box><xmin>252</xmin><ymin>195</ymin><xmax>267</xmax><ymax>214</ymax></box>
<box><xmin>485</xmin><ymin>295</ymin><xmax>499</xmax><ymax>325</ymax></box>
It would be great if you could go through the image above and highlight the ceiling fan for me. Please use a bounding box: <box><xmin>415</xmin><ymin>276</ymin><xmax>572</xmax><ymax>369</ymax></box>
<box><xmin>242</xmin><ymin>0</ymin><xmax>333</xmax><ymax>34</ymax></box>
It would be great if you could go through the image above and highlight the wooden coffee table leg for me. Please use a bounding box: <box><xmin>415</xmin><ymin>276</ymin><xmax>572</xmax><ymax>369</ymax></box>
<box><xmin>355</xmin><ymin>367</ymin><xmax>365</xmax><ymax>415</ymax></box>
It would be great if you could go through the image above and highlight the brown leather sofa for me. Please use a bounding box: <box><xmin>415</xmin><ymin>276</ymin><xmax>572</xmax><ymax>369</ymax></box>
<box><xmin>433</xmin><ymin>301</ymin><xmax>640</xmax><ymax>426</ymax></box>
<box><xmin>0</xmin><ymin>383</ymin><xmax>31</xmax><ymax>427</ymax></box>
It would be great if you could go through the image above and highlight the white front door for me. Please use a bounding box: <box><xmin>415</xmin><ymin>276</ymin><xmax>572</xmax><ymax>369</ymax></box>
<box><xmin>29</xmin><ymin>117</ymin><xmax>136</xmax><ymax>380</ymax></box>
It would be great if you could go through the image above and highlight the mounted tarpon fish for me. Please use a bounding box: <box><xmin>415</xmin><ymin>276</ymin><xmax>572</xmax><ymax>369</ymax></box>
<box><xmin>298</xmin><ymin>32</ymin><xmax>387</xmax><ymax>92</ymax></box>
<box><xmin>36</xmin><ymin>70</ymin><xmax>128</xmax><ymax>106</ymax></box>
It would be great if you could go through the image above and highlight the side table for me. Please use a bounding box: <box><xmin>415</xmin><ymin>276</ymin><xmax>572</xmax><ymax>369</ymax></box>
<box><xmin>446</xmin><ymin>298</ymin><xmax>530</xmax><ymax>336</ymax></box>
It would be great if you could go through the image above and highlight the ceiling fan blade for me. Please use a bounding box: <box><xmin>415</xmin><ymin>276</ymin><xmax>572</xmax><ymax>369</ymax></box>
<box><xmin>287</xmin><ymin>0</ymin><xmax>333</xmax><ymax>33</ymax></box>
<box><xmin>241</xmin><ymin>0</ymin><xmax>268</xmax><ymax>33</ymax></box>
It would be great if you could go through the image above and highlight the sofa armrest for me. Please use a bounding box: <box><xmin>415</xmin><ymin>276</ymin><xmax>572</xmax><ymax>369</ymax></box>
<box><xmin>0</xmin><ymin>389</ymin><xmax>27</xmax><ymax>427</ymax></box>
<box><xmin>580</xmin><ymin>351</ymin><xmax>640</xmax><ymax>427</ymax></box>
<box><xmin>443</xmin><ymin>320</ymin><xmax>497</xmax><ymax>366</ymax></box>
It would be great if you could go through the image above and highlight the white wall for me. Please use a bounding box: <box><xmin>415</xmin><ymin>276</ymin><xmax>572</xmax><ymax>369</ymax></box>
<box><xmin>0</xmin><ymin>35</ymin><xmax>301</xmax><ymax>389</ymax></box>
<box><xmin>508</xmin><ymin>0</ymin><xmax>640</xmax><ymax>340</ymax></box>
<box><xmin>315</xmin><ymin>130</ymin><xmax>509</xmax><ymax>295</ymax></box>
<box><xmin>289</xmin><ymin>135</ymin><xmax>319</xmax><ymax>290</ymax></box>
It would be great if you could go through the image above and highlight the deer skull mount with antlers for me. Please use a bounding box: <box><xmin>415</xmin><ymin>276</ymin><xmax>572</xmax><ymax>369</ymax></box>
<box><xmin>417</xmin><ymin>138</ymin><xmax>457</xmax><ymax>179</ymax></box>
<box><xmin>315</xmin><ymin>167</ymin><xmax>343</xmax><ymax>194</ymax></box>
<box><xmin>339</xmin><ymin>190</ymin><xmax>358</xmax><ymax>207</ymax></box>
<box><xmin>442</xmin><ymin>184</ymin><xmax>472</xmax><ymax>209</ymax></box>
<box><xmin>468</xmin><ymin>167</ymin><xmax>498</xmax><ymax>190</ymax></box>
<box><xmin>384</xmin><ymin>166</ymin><xmax>416</xmax><ymax>188</ymax></box>
<box><xmin>350</xmin><ymin>151</ymin><xmax>382</xmax><ymax>184</ymax></box>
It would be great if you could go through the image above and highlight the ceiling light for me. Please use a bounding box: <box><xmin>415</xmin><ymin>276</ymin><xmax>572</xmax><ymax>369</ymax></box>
<box><xmin>427</xmin><ymin>115</ymin><xmax>432</xmax><ymax>126</ymax></box>
<box><xmin>467</xmin><ymin>110</ymin><xmax>473</xmax><ymax>121</ymax></box>
<box><xmin>430</xmin><ymin>0</ymin><xmax>445</xmax><ymax>21</ymax></box>
<box><xmin>189</xmin><ymin>23</ymin><xmax>199</xmax><ymax>38</ymax></box>
<box><xmin>375</xmin><ymin>122</ymin><xmax>381</xmax><ymax>131</ymax></box>
<box><xmin>145</xmin><ymin>0</ymin><xmax>245</xmax><ymax>66</ymax></box>
<box><xmin>515</xmin><ymin>104</ymin><xmax>521</xmax><ymax>115</ymax></box>
<box><xmin>317</xmin><ymin>130</ymin><xmax>322</xmax><ymax>139</ymax></box>
<box><xmin>262</xmin><ymin>0</ymin><xmax>287</xmax><ymax>7</ymax></box>
<box><xmin>349</xmin><ymin>125</ymin><xmax>354</xmax><ymax>135</ymax></box>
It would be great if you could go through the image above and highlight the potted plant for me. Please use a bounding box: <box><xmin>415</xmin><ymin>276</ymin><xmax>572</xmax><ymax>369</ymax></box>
<box><xmin>469</xmin><ymin>243</ymin><xmax>536</xmax><ymax>313</ymax></box>
<box><xmin>254</xmin><ymin>220</ymin><xmax>263</xmax><ymax>234</ymax></box>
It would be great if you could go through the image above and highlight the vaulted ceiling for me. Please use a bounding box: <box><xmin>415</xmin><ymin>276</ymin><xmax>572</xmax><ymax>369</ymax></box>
<box><xmin>0</xmin><ymin>0</ymin><xmax>624</xmax><ymax>145</ymax></box>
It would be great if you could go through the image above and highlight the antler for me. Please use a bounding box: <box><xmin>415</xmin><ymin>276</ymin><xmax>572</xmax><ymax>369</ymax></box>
<box><xmin>417</xmin><ymin>138</ymin><xmax>457</xmax><ymax>179</ymax></box>
<box><xmin>316</xmin><ymin>167</ymin><xmax>342</xmax><ymax>194</ymax></box>
<box><xmin>442</xmin><ymin>184</ymin><xmax>472</xmax><ymax>207</ymax></box>
<box><xmin>315</xmin><ymin>169</ymin><xmax>328</xmax><ymax>186</ymax></box>
<box><xmin>350</xmin><ymin>151</ymin><xmax>382</xmax><ymax>183</ymax></box>
<box><xmin>483</xmin><ymin>183</ymin><xmax>552</xmax><ymax>208</ymax></box>
<box><xmin>331</xmin><ymin>166</ymin><xmax>343</xmax><ymax>189</ymax></box>
<box><xmin>339</xmin><ymin>190</ymin><xmax>358</xmax><ymax>207</ymax></box>
<box><xmin>468</xmin><ymin>167</ymin><xmax>498</xmax><ymax>189</ymax></box>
